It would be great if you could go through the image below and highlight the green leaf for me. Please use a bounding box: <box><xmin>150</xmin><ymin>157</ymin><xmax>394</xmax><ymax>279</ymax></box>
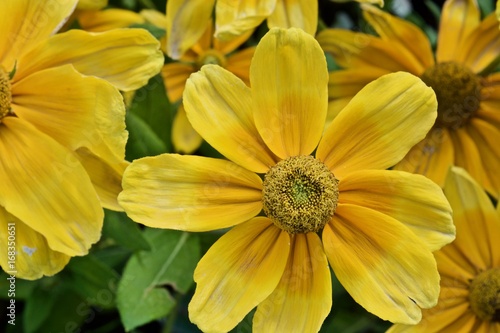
<box><xmin>103</xmin><ymin>210</ymin><xmax>151</xmax><ymax>252</ymax></box>
<box><xmin>23</xmin><ymin>284</ymin><xmax>57</xmax><ymax>333</ymax></box>
<box><xmin>125</xmin><ymin>111</ymin><xmax>167</xmax><ymax>160</ymax></box>
<box><xmin>117</xmin><ymin>229</ymin><xmax>200</xmax><ymax>331</ymax></box>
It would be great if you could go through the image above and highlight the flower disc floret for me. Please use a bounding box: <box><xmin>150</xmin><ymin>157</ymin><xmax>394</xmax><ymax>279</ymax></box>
<box><xmin>262</xmin><ymin>155</ymin><xmax>339</xmax><ymax>234</ymax></box>
<box><xmin>469</xmin><ymin>268</ymin><xmax>500</xmax><ymax>322</ymax></box>
<box><xmin>0</xmin><ymin>67</ymin><xmax>12</xmax><ymax>120</ymax></box>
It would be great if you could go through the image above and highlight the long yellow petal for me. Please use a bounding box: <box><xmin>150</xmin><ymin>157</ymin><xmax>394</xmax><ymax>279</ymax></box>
<box><xmin>0</xmin><ymin>0</ymin><xmax>77</xmax><ymax>69</ymax></box>
<box><xmin>0</xmin><ymin>206</ymin><xmax>70</xmax><ymax>280</ymax></box>
<box><xmin>253</xmin><ymin>233</ymin><xmax>332</xmax><ymax>332</ymax></box>
<box><xmin>16</xmin><ymin>29</ymin><xmax>163</xmax><ymax>91</ymax></box>
<box><xmin>339</xmin><ymin>169</ymin><xmax>454</xmax><ymax>251</ymax></box>
<box><xmin>436</xmin><ymin>0</ymin><xmax>480</xmax><ymax>63</ymax></box>
<box><xmin>214</xmin><ymin>29</ymin><xmax>255</xmax><ymax>54</ymax></box>
<box><xmin>328</xmin><ymin>67</ymin><xmax>390</xmax><ymax>99</ymax></box>
<box><xmin>0</xmin><ymin>118</ymin><xmax>103</xmax><ymax>256</ymax></box>
<box><xmin>251</xmin><ymin>27</ymin><xmax>328</xmax><ymax>159</ymax></box>
<box><xmin>267</xmin><ymin>0</ymin><xmax>318</xmax><ymax>35</ymax></box>
<box><xmin>184</xmin><ymin>65</ymin><xmax>279</xmax><ymax>173</ymax></box>
<box><xmin>215</xmin><ymin>0</ymin><xmax>274</xmax><ymax>40</ymax></box>
<box><xmin>171</xmin><ymin>104</ymin><xmax>203</xmax><ymax>154</ymax></box>
<box><xmin>140</xmin><ymin>9</ymin><xmax>167</xmax><ymax>28</ymax></box>
<box><xmin>161</xmin><ymin>62</ymin><xmax>195</xmax><ymax>102</ymax></box>
<box><xmin>323</xmin><ymin>204</ymin><xmax>440</xmax><ymax>324</ymax></box>
<box><xmin>317</xmin><ymin>72</ymin><xmax>437</xmax><ymax>178</ymax></box>
<box><xmin>224</xmin><ymin>47</ymin><xmax>255</xmax><ymax>86</ymax></box>
<box><xmin>77</xmin><ymin>8</ymin><xmax>145</xmax><ymax>32</ymax></box>
<box><xmin>118</xmin><ymin>154</ymin><xmax>263</xmax><ymax>231</ymax></box>
<box><xmin>77</xmin><ymin>0</ymin><xmax>107</xmax><ymax>10</ymax></box>
<box><xmin>361</xmin><ymin>4</ymin><xmax>434</xmax><ymax>72</ymax></box>
<box><xmin>166</xmin><ymin>0</ymin><xmax>215</xmax><ymax>59</ymax></box>
<box><xmin>189</xmin><ymin>217</ymin><xmax>290</xmax><ymax>332</ymax></box>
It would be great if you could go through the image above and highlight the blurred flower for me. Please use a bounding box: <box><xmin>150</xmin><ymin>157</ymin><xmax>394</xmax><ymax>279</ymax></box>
<box><xmin>318</xmin><ymin>0</ymin><xmax>500</xmax><ymax>197</ymax></box>
<box><xmin>0</xmin><ymin>0</ymin><xmax>163</xmax><ymax>279</ymax></box>
<box><xmin>388</xmin><ymin>167</ymin><xmax>500</xmax><ymax>332</ymax></box>
<box><xmin>119</xmin><ymin>27</ymin><xmax>455</xmax><ymax>331</ymax></box>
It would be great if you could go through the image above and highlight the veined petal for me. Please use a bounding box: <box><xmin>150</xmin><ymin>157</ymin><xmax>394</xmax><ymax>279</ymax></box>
<box><xmin>77</xmin><ymin>0</ymin><xmax>107</xmax><ymax>10</ymax></box>
<box><xmin>436</xmin><ymin>0</ymin><xmax>480</xmax><ymax>63</ymax></box>
<box><xmin>215</xmin><ymin>0</ymin><xmax>275</xmax><ymax>40</ymax></box>
<box><xmin>184</xmin><ymin>65</ymin><xmax>279</xmax><ymax>173</ymax></box>
<box><xmin>267</xmin><ymin>0</ymin><xmax>318</xmax><ymax>35</ymax></box>
<box><xmin>0</xmin><ymin>118</ymin><xmax>103</xmax><ymax>256</ymax></box>
<box><xmin>16</xmin><ymin>29</ymin><xmax>163</xmax><ymax>91</ymax></box>
<box><xmin>166</xmin><ymin>0</ymin><xmax>215</xmax><ymax>59</ymax></box>
<box><xmin>435</xmin><ymin>249</ymin><xmax>475</xmax><ymax>285</ymax></box>
<box><xmin>161</xmin><ymin>62</ymin><xmax>195</xmax><ymax>102</ymax></box>
<box><xmin>338</xmin><ymin>169</ymin><xmax>454</xmax><ymax>251</ymax></box>
<box><xmin>323</xmin><ymin>204</ymin><xmax>440</xmax><ymax>324</ymax></box>
<box><xmin>214</xmin><ymin>29</ymin><xmax>255</xmax><ymax>54</ymax></box>
<box><xmin>225</xmin><ymin>47</ymin><xmax>255</xmax><ymax>86</ymax></box>
<box><xmin>0</xmin><ymin>0</ymin><xmax>77</xmax><ymax>69</ymax></box>
<box><xmin>361</xmin><ymin>4</ymin><xmax>434</xmax><ymax>70</ymax></box>
<box><xmin>0</xmin><ymin>206</ymin><xmax>71</xmax><ymax>280</ymax></box>
<box><xmin>118</xmin><ymin>154</ymin><xmax>263</xmax><ymax>231</ymax></box>
<box><xmin>317</xmin><ymin>72</ymin><xmax>437</xmax><ymax>178</ymax></box>
<box><xmin>76</xmin><ymin>8</ymin><xmax>145</xmax><ymax>32</ymax></box>
<box><xmin>252</xmin><ymin>28</ymin><xmax>328</xmax><ymax>159</ymax></box>
<box><xmin>172</xmin><ymin>104</ymin><xmax>203</xmax><ymax>154</ymax></box>
<box><xmin>253</xmin><ymin>233</ymin><xmax>331</xmax><ymax>333</ymax></box>
<box><xmin>328</xmin><ymin>67</ymin><xmax>390</xmax><ymax>99</ymax></box>
<box><xmin>394</xmin><ymin>128</ymin><xmax>454</xmax><ymax>189</ymax></box>
<box><xmin>189</xmin><ymin>217</ymin><xmax>290</xmax><ymax>332</ymax></box>
<box><xmin>444</xmin><ymin>167</ymin><xmax>500</xmax><ymax>270</ymax></box>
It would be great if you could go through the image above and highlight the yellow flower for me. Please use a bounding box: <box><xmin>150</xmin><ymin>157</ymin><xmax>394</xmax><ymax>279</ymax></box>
<box><xmin>317</xmin><ymin>0</ymin><xmax>500</xmax><ymax>198</ymax></box>
<box><xmin>388</xmin><ymin>167</ymin><xmax>500</xmax><ymax>332</ymax></box>
<box><xmin>120</xmin><ymin>27</ymin><xmax>455</xmax><ymax>331</ymax></box>
<box><xmin>0</xmin><ymin>0</ymin><xmax>163</xmax><ymax>280</ymax></box>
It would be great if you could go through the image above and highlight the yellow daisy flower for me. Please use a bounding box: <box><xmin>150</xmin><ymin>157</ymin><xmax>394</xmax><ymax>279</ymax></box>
<box><xmin>388</xmin><ymin>167</ymin><xmax>500</xmax><ymax>332</ymax></box>
<box><xmin>317</xmin><ymin>0</ymin><xmax>500</xmax><ymax>198</ymax></box>
<box><xmin>0</xmin><ymin>0</ymin><xmax>163</xmax><ymax>280</ymax></box>
<box><xmin>119</xmin><ymin>27</ymin><xmax>455</xmax><ymax>331</ymax></box>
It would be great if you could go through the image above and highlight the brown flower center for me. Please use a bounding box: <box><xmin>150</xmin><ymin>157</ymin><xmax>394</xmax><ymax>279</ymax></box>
<box><xmin>420</xmin><ymin>61</ymin><xmax>481</xmax><ymax>129</ymax></box>
<box><xmin>0</xmin><ymin>66</ymin><xmax>12</xmax><ymax>121</ymax></box>
<box><xmin>469</xmin><ymin>268</ymin><xmax>500</xmax><ymax>322</ymax></box>
<box><xmin>262</xmin><ymin>155</ymin><xmax>339</xmax><ymax>234</ymax></box>
<box><xmin>196</xmin><ymin>49</ymin><xmax>226</xmax><ymax>68</ymax></box>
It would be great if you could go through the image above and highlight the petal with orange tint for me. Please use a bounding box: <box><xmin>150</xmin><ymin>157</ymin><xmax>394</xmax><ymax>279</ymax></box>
<box><xmin>436</xmin><ymin>0</ymin><xmax>480</xmax><ymax>63</ymax></box>
<box><xmin>317</xmin><ymin>72</ymin><xmax>437</xmax><ymax>179</ymax></box>
<box><xmin>189</xmin><ymin>217</ymin><xmax>290</xmax><ymax>332</ymax></box>
<box><xmin>171</xmin><ymin>104</ymin><xmax>203</xmax><ymax>154</ymax></box>
<box><xmin>118</xmin><ymin>154</ymin><xmax>263</xmax><ymax>231</ymax></box>
<box><xmin>339</xmin><ymin>169</ymin><xmax>454</xmax><ymax>251</ymax></box>
<box><xmin>161</xmin><ymin>62</ymin><xmax>194</xmax><ymax>102</ymax></box>
<box><xmin>184</xmin><ymin>65</ymin><xmax>278</xmax><ymax>173</ymax></box>
<box><xmin>224</xmin><ymin>47</ymin><xmax>255</xmax><ymax>86</ymax></box>
<box><xmin>268</xmin><ymin>0</ymin><xmax>318</xmax><ymax>35</ymax></box>
<box><xmin>323</xmin><ymin>204</ymin><xmax>440</xmax><ymax>324</ymax></box>
<box><xmin>0</xmin><ymin>118</ymin><xmax>103</xmax><ymax>256</ymax></box>
<box><xmin>252</xmin><ymin>28</ymin><xmax>328</xmax><ymax>159</ymax></box>
<box><xmin>253</xmin><ymin>233</ymin><xmax>331</xmax><ymax>333</ymax></box>
<box><xmin>214</xmin><ymin>28</ymin><xmax>255</xmax><ymax>54</ymax></box>
<box><xmin>328</xmin><ymin>67</ymin><xmax>390</xmax><ymax>99</ymax></box>
<box><xmin>0</xmin><ymin>206</ymin><xmax>71</xmax><ymax>280</ymax></box>
<box><xmin>0</xmin><ymin>0</ymin><xmax>77</xmax><ymax>69</ymax></box>
<box><xmin>435</xmin><ymin>250</ymin><xmax>475</xmax><ymax>286</ymax></box>
<box><xmin>77</xmin><ymin>8</ymin><xmax>145</xmax><ymax>32</ymax></box>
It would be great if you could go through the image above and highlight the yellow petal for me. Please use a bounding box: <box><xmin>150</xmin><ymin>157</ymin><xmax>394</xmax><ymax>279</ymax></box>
<box><xmin>0</xmin><ymin>0</ymin><xmax>77</xmax><ymax>69</ymax></box>
<box><xmin>444</xmin><ymin>167</ymin><xmax>500</xmax><ymax>270</ymax></box>
<box><xmin>77</xmin><ymin>0</ymin><xmax>107</xmax><ymax>10</ymax></box>
<box><xmin>394</xmin><ymin>128</ymin><xmax>454</xmax><ymax>188</ymax></box>
<box><xmin>323</xmin><ymin>203</ymin><xmax>440</xmax><ymax>324</ymax></box>
<box><xmin>140</xmin><ymin>9</ymin><xmax>167</xmax><ymax>28</ymax></box>
<box><xmin>77</xmin><ymin>8</ymin><xmax>145</xmax><ymax>32</ymax></box>
<box><xmin>0</xmin><ymin>206</ymin><xmax>70</xmax><ymax>280</ymax></box>
<box><xmin>183</xmin><ymin>65</ymin><xmax>279</xmax><ymax>173</ymax></box>
<box><xmin>253</xmin><ymin>233</ymin><xmax>332</xmax><ymax>332</ymax></box>
<box><xmin>267</xmin><ymin>0</ymin><xmax>318</xmax><ymax>35</ymax></box>
<box><xmin>161</xmin><ymin>62</ymin><xmax>194</xmax><ymax>102</ymax></box>
<box><xmin>331</xmin><ymin>0</ymin><xmax>383</xmax><ymax>5</ymax></box>
<box><xmin>436</xmin><ymin>0</ymin><xmax>480</xmax><ymax>63</ymax></box>
<box><xmin>361</xmin><ymin>4</ymin><xmax>434</xmax><ymax>71</ymax></box>
<box><xmin>339</xmin><ymin>169</ymin><xmax>454</xmax><ymax>251</ymax></box>
<box><xmin>251</xmin><ymin>27</ymin><xmax>328</xmax><ymax>158</ymax></box>
<box><xmin>224</xmin><ymin>47</ymin><xmax>255</xmax><ymax>86</ymax></box>
<box><xmin>214</xmin><ymin>29</ymin><xmax>255</xmax><ymax>54</ymax></box>
<box><xmin>435</xmin><ymin>249</ymin><xmax>475</xmax><ymax>285</ymax></box>
<box><xmin>189</xmin><ymin>217</ymin><xmax>290</xmax><ymax>332</ymax></box>
<box><xmin>317</xmin><ymin>72</ymin><xmax>437</xmax><ymax>178</ymax></box>
<box><xmin>118</xmin><ymin>154</ymin><xmax>263</xmax><ymax>231</ymax></box>
<box><xmin>172</xmin><ymin>104</ymin><xmax>203</xmax><ymax>154</ymax></box>
<box><xmin>166</xmin><ymin>0</ymin><xmax>215</xmax><ymax>59</ymax></box>
<box><xmin>325</xmin><ymin>98</ymin><xmax>351</xmax><ymax>129</ymax></box>
<box><xmin>215</xmin><ymin>0</ymin><xmax>274</xmax><ymax>40</ymax></box>
<box><xmin>0</xmin><ymin>118</ymin><xmax>103</xmax><ymax>256</ymax></box>
<box><xmin>17</xmin><ymin>29</ymin><xmax>163</xmax><ymax>91</ymax></box>
<box><xmin>328</xmin><ymin>67</ymin><xmax>390</xmax><ymax>99</ymax></box>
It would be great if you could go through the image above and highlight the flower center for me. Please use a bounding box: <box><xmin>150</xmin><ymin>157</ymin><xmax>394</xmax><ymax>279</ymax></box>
<box><xmin>468</xmin><ymin>268</ymin><xmax>500</xmax><ymax>322</ymax></box>
<box><xmin>0</xmin><ymin>66</ymin><xmax>12</xmax><ymax>121</ymax></box>
<box><xmin>196</xmin><ymin>49</ymin><xmax>226</xmax><ymax>68</ymax></box>
<box><xmin>420</xmin><ymin>61</ymin><xmax>481</xmax><ymax>129</ymax></box>
<box><xmin>262</xmin><ymin>155</ymin><xmax>339</xmax><ymax>234</ymax></box>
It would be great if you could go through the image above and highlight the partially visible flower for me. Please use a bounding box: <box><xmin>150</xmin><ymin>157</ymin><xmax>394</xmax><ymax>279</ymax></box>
<box><xmin>317</xmin><ymin>0</ymin><xmax>500</xmax><ymax>197</ymax></box>
<box><xmin>388</xmin><ymin>167</ymin><xmax>500</xmax><ymax>332</ymax></box>
<box><xmin>77</xmin><ymin>0</ymin><xmax>107</xmax><ymax>10</ymax></box>
<box><xmin>120</xmin><ymin>27</ymin><xmax>454</xmax><ymax>332</ymax></box>
<box><xmin>0</xmin><ymin>0</ymin><xmax>163</xmax><ymax>279</ymax></box>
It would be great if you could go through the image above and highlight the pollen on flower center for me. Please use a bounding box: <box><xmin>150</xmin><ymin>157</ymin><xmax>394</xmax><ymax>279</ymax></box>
<box><xmin>197</xmin><ymin>49</ymin><xmax>227</xmax><ymax>68</ymax></box>
<box><xmin>0</xmin><ymin>66</ymin><xmax>12</xmax><ymax>120</ymax></box>
<box><xmin>262</xmin><ymin>155</ymin><xmax>339</xmax><ymax>234</ymax></box>
<box><xmin>420</xmin><ymin>61</ymin><xmax>481</xmax><ymax>129</ymax></box>
<box><xmin>468</xmin><ymin>267</ymin><xmax>500</xmax><ymax>322</ymax></box>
